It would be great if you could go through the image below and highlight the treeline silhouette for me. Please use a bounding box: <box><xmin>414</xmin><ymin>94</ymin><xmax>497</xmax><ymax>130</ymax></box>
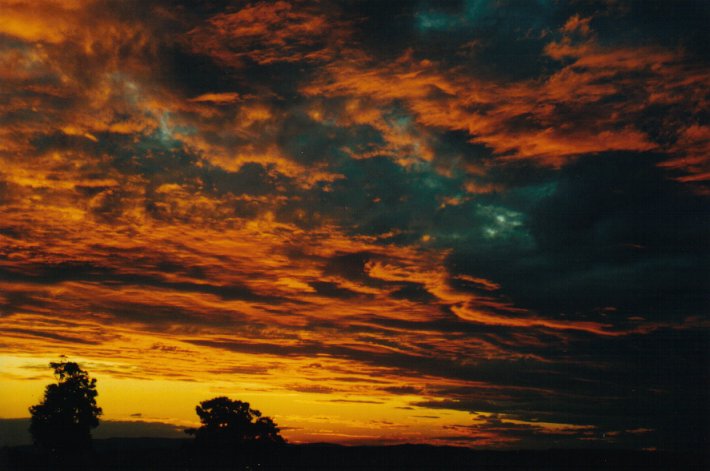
<box><xmin>13</xmin><ymin>361</ymin><xmax>287</xmax><ymax>470</ymax></box>
<box><xmin>28</xmin><ymin>361</ymin><xmax>102</xmax><ymax>456</ymax></box>
<box><xmin>3</xmin><ymin>361</ymin><xmax>707</xmax><ymax>470</ymax></box>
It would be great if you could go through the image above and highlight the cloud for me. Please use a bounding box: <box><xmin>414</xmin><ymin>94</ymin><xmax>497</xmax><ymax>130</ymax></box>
<box><xmin>452</xmin><ymin>152</ymin><xmax>709</xmax><ymax>323</ymax></box>
<box><xmin>184</xmin><ymin>1</ymin><xmax>348</xmax><ymax>67</ymax></box>
<box><xmin>0</xmin><ymin>0</ymin><xmax>707</xmax><ymax>450</ymax></box>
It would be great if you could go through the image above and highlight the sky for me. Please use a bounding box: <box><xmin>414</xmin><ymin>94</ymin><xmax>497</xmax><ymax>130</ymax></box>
<box><xmin>0</xmin><ymin>0</ymin><xmax>708</xmax><ymax>451</ymax></box>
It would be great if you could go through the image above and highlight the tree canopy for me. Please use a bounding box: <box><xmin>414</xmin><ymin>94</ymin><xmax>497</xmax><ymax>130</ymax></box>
<box><xmin>28</xmin><ymin>361</ymin><xmax>102</xmax><ymax>453</ymax></box>
<box><xmin>186</xmin><ymin>396</ymin><xmax>284</xmax><ymax>446</ymax></box>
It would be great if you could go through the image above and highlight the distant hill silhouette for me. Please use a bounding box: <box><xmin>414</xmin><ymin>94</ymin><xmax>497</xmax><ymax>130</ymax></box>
<box><xmin>2</xmin><ymin>438</ymin><xmax>707</xmax><ymax>470</ymax></box>
<box><xmin>0</xmin><ymin>418</ymin><xmax>184</xmax><ymax>447</ymax></box>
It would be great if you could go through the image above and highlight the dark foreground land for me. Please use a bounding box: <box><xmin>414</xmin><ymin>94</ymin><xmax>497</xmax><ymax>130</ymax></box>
<box><xmin>2</xmin><ymin>438</ymin><xmax>707</xmax><ymax>470</ymax></box>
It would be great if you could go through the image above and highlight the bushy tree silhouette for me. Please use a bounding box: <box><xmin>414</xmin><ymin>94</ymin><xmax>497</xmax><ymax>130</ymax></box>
<box><xmin>186</xmin><ymin>396</ymin><xmax>284</xmax><ymax>446</ymax></box>
<box><xmin>28</xmin><ymin>361</ymin><xmax>102</xmax><ymax>454</ymax></box>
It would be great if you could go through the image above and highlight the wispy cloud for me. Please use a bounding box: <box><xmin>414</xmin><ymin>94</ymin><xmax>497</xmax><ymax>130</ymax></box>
<box><xmin>0</xmin><ymin>0</ymin><xmax>707</xmax><ymax>450</ymax></box>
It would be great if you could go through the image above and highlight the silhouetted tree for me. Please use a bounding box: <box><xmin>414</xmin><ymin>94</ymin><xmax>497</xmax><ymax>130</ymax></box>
<box><xmin>28</xmin><ymin>361</ymin><xmax>102</xmax><ymax>454</ymax></box>
<box><xmin>185</xmin><ymin>396</ymin><xmax>285</xmax><ymax>447</ymax></box>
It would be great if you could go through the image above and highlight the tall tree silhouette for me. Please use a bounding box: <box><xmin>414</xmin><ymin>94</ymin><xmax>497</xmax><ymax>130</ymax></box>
<box><xmin>186</xmin><ymin>396</ymin><xmax>284</xmax><ymax>446</ymax></box>
<box><xmin>28</xmin><ymin>361</ymin><xmax>102</xmax><ymax>454</ymax></box>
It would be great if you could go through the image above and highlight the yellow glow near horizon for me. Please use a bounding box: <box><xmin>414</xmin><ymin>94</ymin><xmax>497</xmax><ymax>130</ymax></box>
<box><xmin>1</xmin><ymin>353</ymin><xmax>486</xmax><ymax>445</ymax></box>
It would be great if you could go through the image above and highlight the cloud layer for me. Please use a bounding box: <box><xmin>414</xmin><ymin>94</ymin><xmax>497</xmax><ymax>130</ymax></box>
<box><xmin>0</xmin><ymin>0</ymin><xmax>708</xmax><ymax>450</ymax></box>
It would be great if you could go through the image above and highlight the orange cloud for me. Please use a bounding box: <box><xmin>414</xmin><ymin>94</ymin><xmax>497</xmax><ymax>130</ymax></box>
<box><xmin>302</xmin><ymin>24</ymin><xmax>707</xmax><ymax>181</ymax></box>
<box><xmin>185</xmin><ymin>1</ymin><xmax>348</xmax><ymax>67</ymax></box>
<box><xmin>188</xmin><ymin>92</ymin><xmax>241</xmax><ymax>104</ymax></box>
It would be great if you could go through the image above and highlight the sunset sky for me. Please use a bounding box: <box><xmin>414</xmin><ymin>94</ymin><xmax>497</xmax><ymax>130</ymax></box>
<box><xmin>0</xmin><ymin>0</ymin><xmax>708</xmax><ymax>451</ymax></box>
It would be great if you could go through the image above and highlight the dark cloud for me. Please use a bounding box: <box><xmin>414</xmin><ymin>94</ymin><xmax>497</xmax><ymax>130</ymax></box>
<box><xmin>592</xmin><ymin>0</ymin><xmax>710</xmax><ymax>59</ymax></box>
<box><xmin>0</xmin><ymin>327</ymin><xmax>101</xmax><ymax>345</ymax></box>
<box><xmin>278</xmin><ymin>114</ymin><xmax>382</xmax><ymax>166</ymax></box>
<box><xmin>309</xmin><ymin>281</ymin><xmax>365</xmax><ymax>299</ymax></box>
<box><xmin>0</xmin><ymin>262</ymin><xmax>284</xmax><ymax>303</ymax></box>
<box><xmin>389</xmin><ymin>283</ymin><xmax>436</xmax><ymax>303</ymax></box>
<box><xmin>340</xmin><ymin>0</ymin><xmax>419</xmax><ymax>61</ymax></box>
<box><xmin>163</xmin><ymin>47</ymin><xmax>239</xmax><ymax>98</ymax></box>
<box><xmin>415</xmin><ymin>327</ymin><xmax>709</xmax><ymax>450</ymax></box>
<box><xmin>451</xmin><ymin>152</ymin><xmax>710</xmax><ymax>322</ymax></box>
<box><xmin>382</xmin><ymin>386</ymin><xmax>421</xmax><ymax>395</ymax></box>
<box><xmin>328</xmin><ymin>399</ymin><xmax>384</xmax><ymax>404</ymax></box>
<box><xmin>310</xmin><ymin>156</ymin><xmax>461</xmax><ymax>239</ymax></box>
